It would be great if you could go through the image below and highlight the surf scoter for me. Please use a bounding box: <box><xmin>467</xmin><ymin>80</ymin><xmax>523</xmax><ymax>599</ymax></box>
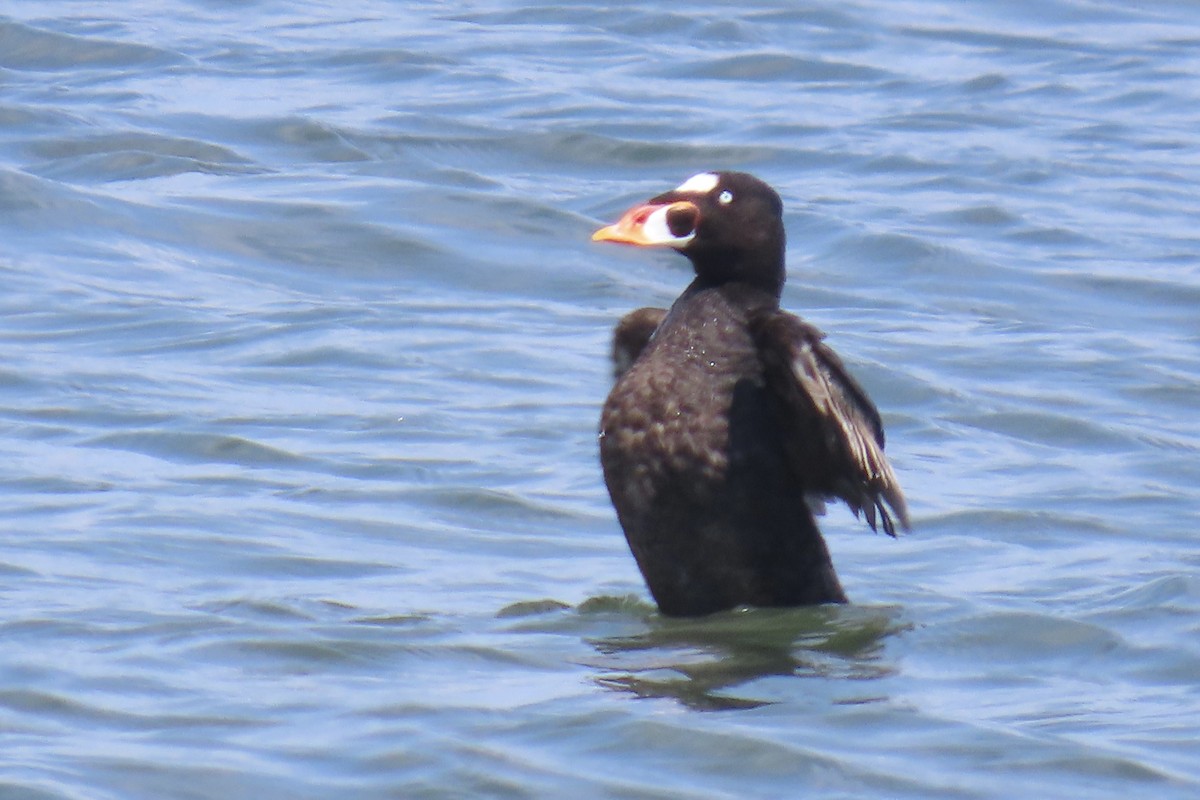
<box><xmin>593</xmin><ymin>171</ymin><xmax>908</xmax><ymax>617</ymax></box>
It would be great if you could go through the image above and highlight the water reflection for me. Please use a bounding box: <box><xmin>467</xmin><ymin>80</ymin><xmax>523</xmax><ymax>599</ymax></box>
<box><xmin>583</xmin><ymin>602</ymin><xmax>903</xmax><ymax>711</ymax></box>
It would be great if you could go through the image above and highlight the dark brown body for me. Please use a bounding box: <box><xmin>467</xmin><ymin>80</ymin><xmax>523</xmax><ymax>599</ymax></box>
<box><xmin>594</xmin><ymin>172</ymin><xmax>906</xmax><ymax>617</ymax></box>
<box><xmin>601</xmin><ymin>281</ymin><xmax>845</xmax><ymax>616</ymax></box>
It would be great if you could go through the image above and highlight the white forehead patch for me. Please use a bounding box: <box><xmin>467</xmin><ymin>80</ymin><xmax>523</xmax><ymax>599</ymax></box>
<box><xmin>675</xmin><ymin>172</ymin><xmax>720</xmax><ymax>194</ymax></box>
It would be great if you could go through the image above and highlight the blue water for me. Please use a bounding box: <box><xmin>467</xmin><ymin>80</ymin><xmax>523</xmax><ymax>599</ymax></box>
<box><xmin>2</xmin><ymin>1</ymin><xmax>1199</xmax><ymax>797</ymax></box>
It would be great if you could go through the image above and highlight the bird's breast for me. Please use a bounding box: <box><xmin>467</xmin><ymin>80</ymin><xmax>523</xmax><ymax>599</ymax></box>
<box><xmin>599</xmin><ymin>316</ymin><xmax>764</xmax><ymax>511</ymax></box>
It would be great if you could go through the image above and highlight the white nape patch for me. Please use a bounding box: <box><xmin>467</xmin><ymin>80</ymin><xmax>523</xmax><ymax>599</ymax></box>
<box><xmin>675</xmin><ymin>172</ymin><xmax>720</xmax><ymax>194</ymax></box>
<box><xmin>643</xmin><ymin>204</ymin><xmax>695</xmax><ymax>245</ymax></box>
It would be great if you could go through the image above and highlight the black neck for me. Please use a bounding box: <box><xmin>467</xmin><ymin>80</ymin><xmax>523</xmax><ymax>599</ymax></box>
<box><xmin>689</xmin><ymin>247</ymin><xmax>786</xmax><ymax>299</ymax></box>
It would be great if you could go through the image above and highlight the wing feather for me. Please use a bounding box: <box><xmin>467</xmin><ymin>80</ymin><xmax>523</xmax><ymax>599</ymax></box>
<box><xmin>750</xmin><ymin>310</ymin><xmax>909</xmax><ymax>536</ymax></box>
<box><xmin>611</xmin><ymin>307</ymin><xmax>667</xmax><ymax>380</ymax></box>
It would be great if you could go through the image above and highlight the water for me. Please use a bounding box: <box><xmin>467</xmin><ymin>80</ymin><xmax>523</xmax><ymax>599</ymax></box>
<box><xmin>2</xmin><ymin>1</ymin><xmax>1199</xmax><ymax>797</ymax></box>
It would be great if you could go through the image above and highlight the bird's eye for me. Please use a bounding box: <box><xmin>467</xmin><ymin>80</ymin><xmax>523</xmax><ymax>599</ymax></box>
<box><xmin>717</xmin><ymin>190</ymin><xmax>734</xmax><ymax>205</ymax></box>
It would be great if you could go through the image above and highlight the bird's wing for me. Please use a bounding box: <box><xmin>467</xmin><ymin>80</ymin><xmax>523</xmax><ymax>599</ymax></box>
<box><xmin>750</xmin><ymin>309</ymin><xmax>909</xmax><ymax>536</ymax></box>
<box><xmin>611</xmin><ymin>307</ymin><xmax>667</xmax><ymax>380</ymax></box>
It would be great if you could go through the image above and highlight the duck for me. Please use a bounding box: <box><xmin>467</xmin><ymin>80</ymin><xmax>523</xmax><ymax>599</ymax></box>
<box><xmin>593</xmin><ymin>171</ymin><xmax>908</xmax><ymax>617</ymax></box>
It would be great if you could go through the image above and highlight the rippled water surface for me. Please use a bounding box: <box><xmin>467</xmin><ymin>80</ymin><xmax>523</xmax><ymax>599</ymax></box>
<box><xmin>3</xmin><ymin>1</ymin><xmax>1199</xmax><ymax>797</ymax></box>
